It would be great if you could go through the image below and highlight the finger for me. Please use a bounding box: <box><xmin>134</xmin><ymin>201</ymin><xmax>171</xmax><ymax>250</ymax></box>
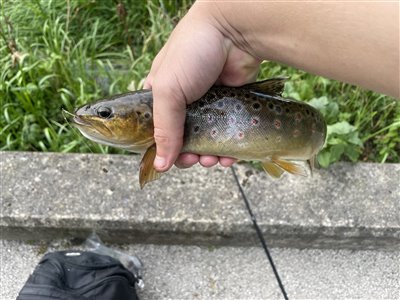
<box><xmin>144</xmin><ymin>44</ymin><xmax>169</xmax><ymax>89</ymax></box>
<box><xmin>199</xmin><ymin>155</ymin><xmax>219</xmax><ymax>168</ymax></box>
<box><xmin>219</xmin><ymin>156</ymin><xmax>236</xmax><ymax>167</ymax></box>
<box><xmin>175</xmin><ymin>153</ymin><xmax>199</xmax><ymax>169</ymax></box>
<box><xmin>152</xmin><ymin>78</ymin><xmax>186</xmax><ymax>172</ymax></box>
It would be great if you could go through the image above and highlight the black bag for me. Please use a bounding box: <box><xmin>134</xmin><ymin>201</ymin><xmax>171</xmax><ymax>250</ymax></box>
<box><xmin>17</xmin><ymin>250</ymin><xmax>139</xmax><ymax>300</ymax></box>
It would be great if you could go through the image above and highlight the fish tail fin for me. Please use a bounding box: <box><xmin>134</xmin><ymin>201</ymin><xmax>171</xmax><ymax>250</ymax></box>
<box><xmin>271</xmin><ymin>157</ymin><xmax>307</xmax><ymax>177</ymax></box>
<box><xmin>139</xmin><ymin>144</ymin><xmax>162</xmax><ymax>189</ymax></box>
<box><xmin>261</xmin><ymin>161</ymin><xmax>285</xmax><ymax>178</ymax></box>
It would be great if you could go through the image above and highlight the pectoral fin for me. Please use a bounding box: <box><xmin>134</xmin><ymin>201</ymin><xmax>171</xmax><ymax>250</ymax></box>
<box><xmin>307</xmin><ymin>155</ymin><xmax>318</xmax><ymax>176</ymax></box>
<box><xmin>139</xmin><ymin>144</ymin><xmax>162</xmax><ymax>189</ymax></box>
<box><xmin>271</xmin><ymin>157</ymin><xmax>307</xmax><ymax>177</ymax></box>
<box><xmin>261</xmin><ymin>161</ymin><xmax>284</xmax><ymax>178</ymax></box>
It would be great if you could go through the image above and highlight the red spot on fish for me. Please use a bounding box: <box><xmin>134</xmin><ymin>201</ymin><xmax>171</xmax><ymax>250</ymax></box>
<box><xmin>251</xmin><ymin>117</ymin><xmax>260</xmax><ymax>126</ymax></box>
<box><xmin>274</xmin><ymin>119</ymin><xmax>281</xmax><ymax>129</ymax></box>
<box><xmin>237</xmin><ymin>131</ymin><xmax>244</xmax><ymax>139</ymax></box>
<box><xmin>207</xmin><ymin>115</ymin><xmax>214</xmax><ymax>123</ymax></box>
<box><xmin>295</xmin><ymin>112</ymin><xmax>302</xmax><ymax>122</ymax></box>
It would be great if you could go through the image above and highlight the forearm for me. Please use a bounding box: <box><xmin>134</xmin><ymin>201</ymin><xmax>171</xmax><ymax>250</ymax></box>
<box><xmin>195</xmin><ymin>1</ymin><xmax>399</xmax><ymax>98</ymax></box>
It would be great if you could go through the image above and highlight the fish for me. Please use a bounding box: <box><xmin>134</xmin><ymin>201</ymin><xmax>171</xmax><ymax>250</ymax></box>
<box><xmin>70</xmin><ymin>78</ymin><xmax>327</xmax><ymax>189</ymax></box>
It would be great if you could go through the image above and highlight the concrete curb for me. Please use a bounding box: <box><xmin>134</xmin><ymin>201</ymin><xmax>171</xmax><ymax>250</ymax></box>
<box><xmin>1</xmin><ymin>151</ymin><xmax>399</xmax><ymax>249</ymax></box>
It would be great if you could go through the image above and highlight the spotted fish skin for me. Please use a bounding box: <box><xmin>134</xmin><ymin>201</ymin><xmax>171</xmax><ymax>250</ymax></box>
<box><xmin>184</xmin><ymin>86</ymin><xmax>326</xmax><ymax>162</ymax></box>
<box><xmin>72</xmin><ymin>78</ymin><xmax>327</xmax><ymax>188</ymax></box>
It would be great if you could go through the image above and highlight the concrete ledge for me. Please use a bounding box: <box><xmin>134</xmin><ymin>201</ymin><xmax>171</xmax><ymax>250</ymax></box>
<box><xmin>1</xmin><ymin>151</ymin><xmax>399</xmax><ymax>249</ymax></box>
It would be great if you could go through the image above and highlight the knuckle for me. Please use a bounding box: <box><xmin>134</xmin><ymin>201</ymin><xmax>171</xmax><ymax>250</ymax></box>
<box><xmin>153</xmin><ymin>127</ymin><xmax>170</xmax><ymax>145</ymax></box>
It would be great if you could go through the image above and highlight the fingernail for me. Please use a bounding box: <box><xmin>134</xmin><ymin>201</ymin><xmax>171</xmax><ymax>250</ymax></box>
<box><xmin>154</xmin><ymin>155</ymin><xmax>166</xmax><ymax>170</ymax></box>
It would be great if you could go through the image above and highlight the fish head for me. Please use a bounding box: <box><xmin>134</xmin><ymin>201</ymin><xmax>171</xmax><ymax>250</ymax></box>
<box><xmin>71</xmin><ymin>91</ymin><xmax>154</xmax><ymax>153</ymax></box>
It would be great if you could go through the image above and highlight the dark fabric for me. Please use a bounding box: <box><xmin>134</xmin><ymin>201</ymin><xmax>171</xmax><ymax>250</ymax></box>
<box><xmin>17</xmin><ymin>251</ymin><xmax>139</xmax><ymax>300</ymax></box>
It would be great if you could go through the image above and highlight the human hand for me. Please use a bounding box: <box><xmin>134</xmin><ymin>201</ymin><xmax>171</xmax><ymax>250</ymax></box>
<box><xmin>145</xmin><ymin>0</ymin><xmax>397</xmax><ymax>174</ymax></box>
<box><xmin>144</xmin><ymin>3</ymin><xmax>261</xmax><ymax>172</ymax></box>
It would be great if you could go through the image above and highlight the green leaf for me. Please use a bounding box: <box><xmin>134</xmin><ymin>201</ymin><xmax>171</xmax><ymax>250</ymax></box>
<box><xmin>308</xmin><ymin>96</ymin><xmax>329</xmax><ymax>112</ymax></box>
<box><xmin>330</xmin><ymin>144</ymin><xmax>345</xmax><ymax>162</ymax></box>
<box><xmin>347</xmin><ymin>132</ymin><xmax>363</xmax><ymax>146</ymax></box>
<box><xmin>317</xmin><ymin>150</ymin><xmax>331</xmax><ymax>168</ymax></box>
<box><xmin>328</xmin><ymin>121</ymin><xmax>355</xmax><ymax>135</ymax></box>
<box><xmin>344</xmin><ymin>145</ymin><xmax>360</xmax><ymax>162</ymax></box>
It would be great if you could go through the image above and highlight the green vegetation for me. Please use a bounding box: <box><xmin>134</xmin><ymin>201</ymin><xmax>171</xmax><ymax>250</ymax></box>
<box><xmin>1</xmin><ymin>0</ymin><xmax>399</xmax><ymax>166</ymax></box>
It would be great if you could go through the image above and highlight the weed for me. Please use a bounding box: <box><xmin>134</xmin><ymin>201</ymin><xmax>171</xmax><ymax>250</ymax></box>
<box><xmin>1</xmin><ymin>0</ymin><xmax>399</xmax><ymax>166</ymax></box>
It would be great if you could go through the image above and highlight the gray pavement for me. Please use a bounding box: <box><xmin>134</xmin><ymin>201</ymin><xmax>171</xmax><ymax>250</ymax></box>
<box><xmin>1</xmin><ymin>239</ymin><xmax>399</xmax><ymax>300</ymax></box>
<box><xmin>2</xmin><ymin>151</ymin><xmax>400</xmax><ymax>249</ymax></box>
<box><xmin>1</xmin><ymin>151</ymin><xmax>400</xmax><ymax>299</ymax></box>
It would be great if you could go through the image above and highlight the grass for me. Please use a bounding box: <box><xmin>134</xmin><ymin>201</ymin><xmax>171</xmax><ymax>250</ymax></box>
<box><xmin>1</xmin><ymin>0</ymin><xmax>399</xmax><ymax>166</ymax></box>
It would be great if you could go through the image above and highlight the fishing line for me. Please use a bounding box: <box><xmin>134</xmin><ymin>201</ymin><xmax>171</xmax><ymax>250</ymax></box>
<box><xmin>230</xmin><ymin>166</ymin><xmax>289</xmax><ymax>300</ymax></box>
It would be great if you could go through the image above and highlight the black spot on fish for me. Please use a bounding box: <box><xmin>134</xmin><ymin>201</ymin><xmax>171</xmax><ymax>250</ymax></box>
<box><xmin>305</xmin><ymin>109</ymin><xmax>310</xmax><ymax>115</ymax></box>
<box><xmin>285</xmin><ymin>108</ymin><xmax>290</xmax><ymax>113</ymax></box>
<box><xmin>193</xmin><ymin>125</ymin><xmax>200</xmax><ymax>133</ymax></box>
<box><xmin>275</xmin><ymin>105</ymin><xmax>282</xmax><ymax>114</ymax></box>
<box><xmin>144</xmin><ymin>112</ymin><xmax>151</xmax><ymax>119</ymax></box>
<box><xmin>217</xmin><ymin>100</ymin><xmax>224</xmax><ymax>108</ymax></box>
<box><xmin>268</xmin><ymin>103</ymin><xmax>274</xmax><ymax>110</ymax></box>
<box><xmin>235</xmin><ymin>103</ymin><xmax>243</xmax><ymax>112</ymax></box>
<box><xmin>211</xmin><ymin>128</ymin><xmax>218</xmax><ymax>138</ymax></box>
<box><xmin>252</xmin><ymin>102</ymin><xmax>261</xmax><ymax>111</ymax></box>
<box><xmin>229</xmin><ymin>92</ymin><xmax>235</xmax><ymax>97</ymax></box>
<box><xmin>198</xmin><ymin>102</ymin><xmax>205</xmax><ymax>108</ymax></box>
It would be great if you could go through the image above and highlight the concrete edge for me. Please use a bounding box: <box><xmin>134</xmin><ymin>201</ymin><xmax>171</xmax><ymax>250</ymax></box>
<box><xmin>1</xmin><ymin>151</ymin><xmax>399</xmax><ymax>250</ymax></box>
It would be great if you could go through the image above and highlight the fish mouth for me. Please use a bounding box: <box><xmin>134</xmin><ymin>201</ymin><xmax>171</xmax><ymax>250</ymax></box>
<box><xmin>62</xmin><ymin>109</ymin><xmax>89</xmax><ymax>127</ymax></box>
<box><xmin>72</xmin><ymin>115</ymin><xmax>91</xmax><ymax>127</ymax></box>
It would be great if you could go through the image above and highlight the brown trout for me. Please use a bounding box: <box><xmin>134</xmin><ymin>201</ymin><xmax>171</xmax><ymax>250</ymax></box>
<box><xmin>71</xmin><ymin>78</ymin><xmax>326</xmax><ymax>188</ymax></box>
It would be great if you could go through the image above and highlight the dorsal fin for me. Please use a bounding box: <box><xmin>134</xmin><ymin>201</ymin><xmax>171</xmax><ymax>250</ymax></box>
<box><xmin>241</xmin><ymin>77</ymin><xmax>288</xmax><ymax>96</ymax></box>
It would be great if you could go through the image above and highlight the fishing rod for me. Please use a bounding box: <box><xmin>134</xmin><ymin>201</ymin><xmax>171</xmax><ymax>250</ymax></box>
<box><xmin>231</xmin><ymin>166</ymin><xmax>289</xmax><ymax>300</ymax></box>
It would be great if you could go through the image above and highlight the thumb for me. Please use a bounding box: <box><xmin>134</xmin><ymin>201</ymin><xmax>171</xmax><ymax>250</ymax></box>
<box><xmin>151</xmin><ymin>79</ymin><xmax>186</xmax><ymax>172</ymax></box>
<box><xmin>148</xmin><ymin>8</ymin><xmax>228</xmax><ymax>172</ymax></box>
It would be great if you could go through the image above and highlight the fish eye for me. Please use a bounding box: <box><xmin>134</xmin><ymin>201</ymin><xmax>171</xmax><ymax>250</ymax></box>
<box><xmin>97</xmin><ymin>107</ymin><xmax>113</xmax><ymax>119</ymax></box>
